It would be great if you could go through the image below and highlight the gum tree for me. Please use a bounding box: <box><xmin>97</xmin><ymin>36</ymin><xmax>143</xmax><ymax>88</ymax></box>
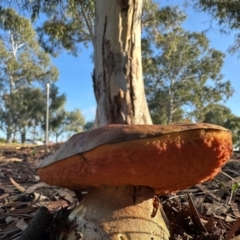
<box><xmin>193</xmin><ymin>0</ymin><xmax>240</xmax><ymax>55</ymax></box>
<box><xmin>143</xmin><ymin>26</ymin><xmax>233</xmax><ymax>124</ymax></box>
<box><xmin>0</xmin><ymin>8</ymin><xmax>58</xmax><ymax>141</ymax></box>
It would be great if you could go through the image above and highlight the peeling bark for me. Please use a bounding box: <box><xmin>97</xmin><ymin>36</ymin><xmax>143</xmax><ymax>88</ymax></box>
<box><xmin>94</xmin><ymin>0</ymin><xmax>152</xmax><ymax>126</ymax></box>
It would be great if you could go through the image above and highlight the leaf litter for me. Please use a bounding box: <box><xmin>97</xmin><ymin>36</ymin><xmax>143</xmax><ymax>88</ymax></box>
<box><xmin>0</xmin><ymin>144</ymin><xmax>240</xmax><ymax>239</ymax></box>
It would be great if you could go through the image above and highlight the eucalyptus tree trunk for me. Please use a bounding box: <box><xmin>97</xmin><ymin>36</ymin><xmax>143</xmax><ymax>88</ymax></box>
<box><xmin>6</xmin><ymin>127</ymin><xmax>13</xmax><ymax>143</ymax></box>
<box><xmin>93</xmin><ymin>0</ymin><xmax>152</xmax><ymax>126</ymax></box>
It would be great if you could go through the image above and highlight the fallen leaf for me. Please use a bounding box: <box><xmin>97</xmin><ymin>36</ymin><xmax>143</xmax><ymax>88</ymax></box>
<box><xmin>5</xmin><ymin>216</ymin><xmax>18</xmax><ymax>224</ymax></box>
<box><xmin>225</xmin><ymin>218</ymin><xmax>240</xmax><ymax>240</ymax></box>
<box><xmin>16</xmin><ymin>218</ymin><xmax>27</xmax><ymax>231</ymax></box>
<box><xmin>187</xmin><ymin>193</ymin><xmax>206</xmax><ymax>232</ymax></box>
<box><xmin>204</xmin><ymin>214</ymin><xmax>214</xmax><ymax>232</ymax></box>
<box><xmin>10</xmin><ymin>177</ymin><xmax>25</xmax><ymax>192</ymax></box>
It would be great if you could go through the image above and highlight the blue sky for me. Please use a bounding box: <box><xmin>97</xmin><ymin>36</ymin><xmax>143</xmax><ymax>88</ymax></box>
<box><xmin>52</xmin><ymin>0</ymin><xmax>240</xmax><ymax>123</ymax></box>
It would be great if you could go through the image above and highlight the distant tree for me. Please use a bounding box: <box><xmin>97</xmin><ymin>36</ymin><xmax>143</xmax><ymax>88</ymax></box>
<box><xmin>143</xmin><ymin>20</ymin><xmax>233</xmax><ymax>124</ymax></box>
<box><xmin>0</xmin><ymin>8</ymin><xmax>58</xmax><ymax>142</ymax></box>
<box><xmin>202</xmin><ymin>104</ymin><xmax>232</xmax><ymax>126</ymax></box>
<box><xmin>48</xmin><ymin>110</ymin><xmax>66</xmax><ymax>143</ymax></box>
<box><xmin>25</xmin><ymin>84</ymin><xmax>67</xmax><ymax>143</ymax></box>
<box><xmin>202</xmin><ymin>104</ymin><xmax>240</xmax><ymax>149</ymax></box>
<box><xmin>225</xmin><ymin>117</ymin><xmax>240</xmax><ymax>150</ymax></box>
<box><xmin>192</xmin><ymin>0</ymin><xmax>240</xmax><ymax>55</ymax></box>
<box><xmin>65</xmin><ymin>109</ymin><xmax>85</xmax><ymax>135</ymax></box>
<box><xmin>0</xmin><ymin>87</ymin><xmax>45</xmax><ymax>143</ymax></box>
<box><xmin>0</xmin><ymin>84</ymin><xmax>67</xmax><ymax>143</ymax></box>
<box><xmin>83</xmin><ymin>121</ymin><xmax>94</xmax><ymax>131</ymax></box>
<box><xmin>50</xmin><ymin>108</ymin><xmax>85</xmax><ymax>142</ymax></box>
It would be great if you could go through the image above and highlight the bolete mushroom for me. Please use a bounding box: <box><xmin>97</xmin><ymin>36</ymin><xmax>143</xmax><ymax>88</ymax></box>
<box><xmin>37</xmin><ymin>123</ymin><xmax>232</xmax><ymax>239</ymax></box>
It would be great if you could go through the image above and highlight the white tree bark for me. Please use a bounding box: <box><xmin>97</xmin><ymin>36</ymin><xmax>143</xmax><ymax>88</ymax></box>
<box><xmin>93</xmin><ymin>0</ymin><xmax>152</xmax><ymax>126</ymax></box>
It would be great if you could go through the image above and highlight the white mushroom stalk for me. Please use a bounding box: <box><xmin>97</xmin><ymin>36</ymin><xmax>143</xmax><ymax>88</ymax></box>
<box><xmin>67</xmin><ymin>186</ymin><xmax>171</xmax><ymax>239</ymax></box>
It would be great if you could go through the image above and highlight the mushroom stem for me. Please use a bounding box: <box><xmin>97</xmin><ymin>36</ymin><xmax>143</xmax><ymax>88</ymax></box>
<box><xmin>66</xmin><ymin>185</ymin><xmax>171</xmax><ymax>239</ymax></box>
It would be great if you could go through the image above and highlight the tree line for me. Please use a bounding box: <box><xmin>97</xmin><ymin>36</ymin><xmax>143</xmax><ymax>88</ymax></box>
<box><xmin>0</xmin><ymin>1</ymin><xmax>239</xmax><ymax>148</ymax></box>
<box><xmin>0</xmin><ymin>8</ymin><xmax>91</xmax><ymax>143</ymax></box>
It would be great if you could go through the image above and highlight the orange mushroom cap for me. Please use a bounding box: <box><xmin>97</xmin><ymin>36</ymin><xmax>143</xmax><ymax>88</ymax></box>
<box><xmin>37</xmin><ymin>123</ymin><xmax>233</xmax><ymax>194</ymax></box>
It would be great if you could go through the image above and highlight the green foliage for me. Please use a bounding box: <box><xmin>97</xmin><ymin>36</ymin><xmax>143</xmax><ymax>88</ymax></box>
<box><xmin>2</xmin><ymin>0</ymin><xmax>185</xmax><ymax>57</ymax></box>
<box><xmin>50</xmin><ymin>108</ymin><xmax>85</xmax><ymax>142</ymax></box>
<box><xmin>0</xmin><ymin>8</ymin><xmax>59</xmax><ymax>142</ymax></box>
<box><xmin>143</xmin><ymin>11</ymin><xmax>233</xmax><ymax>124</ymax></box>
<box><xmin>0</xmin><ymin>81</ymin><xmax>86</xmax><ymax>143</ymax></box>
<box><xmin>201</xmin><ymin>104</ymin><xmax>240</xmax><ymax>149</ymax></box>
<box><xmin>202</xmin><ymin>104</ymin><xmax>232</xmax><ymax>126</ymax></box>
<box><xmin>0</xmin><ymin>8</ymin><xmax>59</xmax><ymax>92</ymax></box>
<box><xmin>49</xmin><ymin>84</ymin><xmax>66</xmax><ymax>113</ymax></box>
<box><xmin>224</xmin><ymin>116</ymin><xmax>240</xmax><ymax>150</ymax></box>
<box><xmin>0</xmin><ymin>84</ymin><xmax>67</xmax><ymax>143</ymax></box>
<box><xmin>142</xmin><ymin>1</ymin><xmax>186</xmax><ymax>29</ymax></box>
<box><xmin>83</xmin><ymin>121</ymin><xmax>94</xmax><ymax>131</ymax></box>
<box><xmin>0</xmin><ymin>8</ymin><xmax>35</xmax><ymax>41</ymax></box>
<box><xmin>65</xmin><ymin>109</ymin><xmax>85</xmax><ymax>134</ymax></box>
<box><xmin>0</xmin><ymin>8</ymin><xmax>87</xmax><ymax>142</ymax></box>
<box><xmin>3</xmin><ymin>0</ymin><xmax>161</xmax><ymax>56</ymax></box>
<box><xmin>0</xmin><ymin>87</ymin><xmax>44</xmax><ymax>131</ymax></box>
<box><xmin>192</xmin><ymin>0</ymin><xmax>240</xmax><ymax>55</ymax></box>
<box><xmin>193</xmin><ymin>0</ymin><xmax>240</xmax><ymax>30</ymax></box>
<box><xmin>35</xmin><ymin>0</ymin><xmax>95</xmax><ymax>56</ymax></box>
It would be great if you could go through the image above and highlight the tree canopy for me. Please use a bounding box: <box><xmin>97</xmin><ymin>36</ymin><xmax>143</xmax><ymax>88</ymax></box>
<box><xmin>192</xmin><ymin>0</ymin><xmax>240</xmax><ymax>55</ymax></box>
<box><xmin>143</xmin><ymin>15</ymin><xmax>233</xmax><ymax>124</ymax></box>
<box><xmin>0</xmin><ymin>8</ymin><xmax>86</xmax><ymax>142</ymax></box>
<box><xmin>202</xmin><ymin>104</ymin><xmax>240</xmax><ymax>149</ymax></box>
<box><xmin>0</xmin><ymin>8</ymin><xmax>59</xmax><ymax>141</ymax></box>
<box><xmin>2</xmin><ymin>0</ymin><xmax>240</xmax><ymax>56</ymax></box>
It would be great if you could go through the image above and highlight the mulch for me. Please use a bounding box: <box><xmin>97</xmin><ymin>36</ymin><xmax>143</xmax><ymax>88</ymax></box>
<box><xmin>0</xmin><ymin>144</ymin><xmax>240</xmax><ymax>240</ymax></box>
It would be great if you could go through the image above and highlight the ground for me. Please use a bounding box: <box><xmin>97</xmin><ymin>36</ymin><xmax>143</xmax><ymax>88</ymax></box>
<box><xmin>0</xmin><ymin>143</ymin><xmax>240</xmax><ymax>240</ymax></box>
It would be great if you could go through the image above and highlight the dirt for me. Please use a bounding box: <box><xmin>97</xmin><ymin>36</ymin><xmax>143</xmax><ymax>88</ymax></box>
<box><xmin>0</xmin><ymin>144</ymin><xmax>240</xmax><ymax>239</ymax></box>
